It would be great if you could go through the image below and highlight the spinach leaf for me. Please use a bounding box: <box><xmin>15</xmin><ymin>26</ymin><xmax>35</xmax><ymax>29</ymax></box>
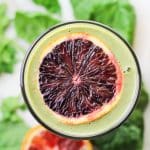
<box><xmin>0</xmin><ymin>97</ymin><xmax>29</xmax><ymax>150</ymax></box>
<box><xmin>0</xmin><ymin>37</ymin><xmax>17</xmax><ymax>74</ymax></box>
<box><xmin>0</xmin><ymin>121</ymin><xmax>28</xmax><ymax>150</ymax></box>
<box><xmin>90</xmin><ymin>0</ymin><xmax>136</xmax><ymax>44</ymax></box>
<box><xmin>14</xmin><ymin>12</ymin><xmax>60</xmax><ymax>43</ymax></box>
<box><xmin>0</xmin><ymin>4</ymin><xmax>10</xmax><ymax>34</ymax></box>
<box><xmin>71</xmin><ymin>0</ymin><xmax>136</xmax><ymax>44</ymax></box>
<box><xmin>0</xmin><ymin>96</ymin><xmax>26</xmax><ymax>122</ymax></box>
<box><xmin>32</xmin><ymin>0</ymin><xmax>61</xmax><ymax>14</ymax></box>
<box><xmin>71</xmin><ymin>0</ymin><xmax>98</xmax><ymax>20</ymax></box>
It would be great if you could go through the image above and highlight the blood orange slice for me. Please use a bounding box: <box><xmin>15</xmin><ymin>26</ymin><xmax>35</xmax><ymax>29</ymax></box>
<box><xmin>21</xmin><ymin>125</ymin><xmax>93</xmax><ymax>150</ymax></box>
<box><xmin>39</xmin><ymin>34</ymin><xmax>123</xmax><ymax>124</ymax></box>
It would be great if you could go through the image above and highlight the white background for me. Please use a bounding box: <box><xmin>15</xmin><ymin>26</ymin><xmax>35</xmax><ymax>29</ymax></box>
<box><xmin>0</xmin><ymin>0</ymin><xmax>149</xmax><ymax>149</ymax></box>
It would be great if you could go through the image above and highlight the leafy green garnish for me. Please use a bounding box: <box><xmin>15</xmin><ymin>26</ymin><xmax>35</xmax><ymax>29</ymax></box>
<box><xmin>14</xmin><ymin>12</ymin><xmax>60</xmax><ymax>43</ymax></box>
<box><xmin>71</xmin><ymin>0</ymin><xmax>136</xmax><ymax>44</ymax></box>
<box><xmin>0</xmin><ymin>96</ymin><xmax>26</xmax><ymax>122</ymax></box>
<box><xmin>0</xmin><ymin>37</ymin><xmax>17</xmax><ymax>73</ymax></box>
<box><xmin>90</xmin><ymin>0</ymin><xmax>136</xmax><ymax>44</ymax></box>
<box><xmin>32</xmin><ymin>0</ymin><xmax>61</xmax><ymax>14</ymax></box>
<box><xmin>71</xmin><ymin>0</ymin><xmax>98</xmax><ymax>20</ymax></box>
<box><xmin>0</xmin><ymin>4</ymin><xmax>10</xmax><ymax>34</ymax></box>
<box><xmin>0</xmin><ymin>121</ymin><xmax>28</xmax><ymax>150</ymax></box>
<box><xmin>0</xmin><ymin>97</ymin><xmax>29</xmax><ymax>150</ymax></box>
<box><xmin>0</xmin><ymin>3</ymin><xmax>18</xmax><ymax>74</ymax></box>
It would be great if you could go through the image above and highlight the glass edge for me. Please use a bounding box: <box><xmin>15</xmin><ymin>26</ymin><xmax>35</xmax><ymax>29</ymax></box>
<box><xmin>20</xmin><ymin>20</ymin><xmax>142</xmax><ymax>139</ymax></box>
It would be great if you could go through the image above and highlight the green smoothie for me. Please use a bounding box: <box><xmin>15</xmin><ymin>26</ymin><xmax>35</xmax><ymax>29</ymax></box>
<box><xmin>21</xmin><ymin>21</ymin><xmax>141</xmax><ymax>138</ymax></box>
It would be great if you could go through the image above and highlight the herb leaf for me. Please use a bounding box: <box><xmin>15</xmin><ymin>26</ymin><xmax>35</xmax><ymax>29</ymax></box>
<box><xmin>90</xmin><ymin>0</ymin><xmax>136</xmax><ymax>44</ymax></box>
<box><xmin>0</xmin><ymin>4</ymin><xmax>10</xmax><ymax>34</ymax></box>
<box><xmin>71</xmin><ymin>0</ymin><xmax>98</xmax><ymax>20</ymax></box>
<box><xmin>0</xmin><ymin>96</ymin><xmax>26</xmax><ymax>122</ymax></box>
<box><xmin>71</xmin><ymin>0</ymin><xmax>136</xmax><ymax>44</ymax></box>
<box><xmin>0</xmin><ymin>121</ymin><xmax>28</xmax><ymax>150</ymax></box>
<box><xmin>0</xmin><ymin>37</ymin><xmax>17</xmax><ymax>74</ymax></box>
<box><xmin>0</xmin><ymin>97</ymin><xmax>29</xmax><ymax>150</ymax></box>
<box><xmin>14</xmin><ymin>12</ymin><xmax>60</xmax><ymax>43</ymax></box>
<box><xmin>32</xmin><ymin>0</ymin><xmax>61</xmax><ymax>14</ymax></box>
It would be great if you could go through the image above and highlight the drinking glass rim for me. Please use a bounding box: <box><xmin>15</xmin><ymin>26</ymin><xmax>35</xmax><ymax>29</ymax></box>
<box><xmin>20</xmin><ymin>20</ymin><xmax>141</xmax><ymax>139</ymax></box>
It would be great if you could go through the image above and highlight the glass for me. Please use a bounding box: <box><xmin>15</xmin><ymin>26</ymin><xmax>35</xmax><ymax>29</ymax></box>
<box><xmin>21</xmin><ymin>21</ymin><xmax>141</xmax><ymax>139</ymax></box>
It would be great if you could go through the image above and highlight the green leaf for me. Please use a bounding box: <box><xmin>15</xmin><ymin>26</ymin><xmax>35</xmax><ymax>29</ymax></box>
<box><xmin>0</xmin><ymin>121</ymin><xmax>29</xmax><ymax>150</ymax></box>
<box><xmin>71</xmin><ymin>0</ymin><xmax>98</xmax><ymax>20</ymax></box>
<box><xmin>0</xmin><ymin>37</ymin><xmax>17</xmax><ymax>74</ymax></box>
<box><xmin>14</xmin><ymin>12</ymin><xmax>60</xmax><ymax>43</ymax></box>
<box><xmin>0</xmin><ymin>96</ymin><xmax>26</xmax><ymax>122</ymax></box>
<box><xmin>32</xmin><ymin>0</ymin><xmax>61</xmax><ymax>14</ymax></box>
<box><xmin>91</xmin><ymin>0</ymin><xmax>136</xmax><ymax>44</ymax></box>
<box><xmin>0</xmin><ymin>4</ymin><xmax>10</xmax><ymax>34</ymax></box>
<box><xmin>71</xmin><ymin>0</ymin><xmax>136</xmax><ymax>44</ymax></box>
<box><xmin>0</xmin><ymin>97</ymin><xmax>29</xmax><ymax>150</ymax></box>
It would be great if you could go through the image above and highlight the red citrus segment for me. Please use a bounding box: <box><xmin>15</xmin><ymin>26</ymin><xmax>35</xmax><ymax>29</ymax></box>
<box><xmin>29</xmin><ymin>130</ymin><xmax>84</xmax><ymax>150</ymax></box>
<box><xmin>21</xmin><ymin>126</ymin><xmax>93</xmax><ymax>150</ymax></box>
<box><xmin>39</xmin><ymin>37</ymin><xmax>123</xmax><ymax>123</ymax></box>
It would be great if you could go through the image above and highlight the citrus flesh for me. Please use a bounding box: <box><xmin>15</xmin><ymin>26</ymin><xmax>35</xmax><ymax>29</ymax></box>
<box><xmin>39</xmin><ymin>35</ymin><xmax>123</xmax><ymax>125</ymax></box>
<box><xmin>21</xmin><ymin>125</ymin><xmax>93</xmax><ymax>150</ymax></box>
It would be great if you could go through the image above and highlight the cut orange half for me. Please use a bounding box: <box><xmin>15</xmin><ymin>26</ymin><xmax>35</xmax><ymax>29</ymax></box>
<box><xmin>21</xmin><ymin>125</ymin><xmax>93</xmax><ymax>150</ymax></box>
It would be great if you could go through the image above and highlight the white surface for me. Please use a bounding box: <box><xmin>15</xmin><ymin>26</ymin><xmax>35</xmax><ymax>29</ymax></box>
<box><xmin>0</xmin><ymin>0</ymin><xmax>149</xmax><ymax>149</ymax></box>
